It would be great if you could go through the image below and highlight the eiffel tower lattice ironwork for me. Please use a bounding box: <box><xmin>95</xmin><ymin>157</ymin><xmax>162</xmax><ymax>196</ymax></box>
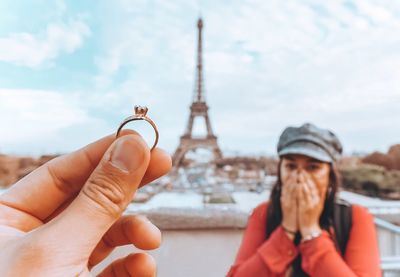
<box><xmin>172</xmin><ymin>18</ymin><xmax>223</xmax><ymax>169</ymax></box>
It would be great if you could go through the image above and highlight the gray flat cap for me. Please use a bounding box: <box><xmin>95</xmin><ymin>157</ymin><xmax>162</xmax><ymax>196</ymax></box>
<box><xmin>277</xmin><ymin>123</ymin><xmax>343</xmax><ymax>162</ymax></box>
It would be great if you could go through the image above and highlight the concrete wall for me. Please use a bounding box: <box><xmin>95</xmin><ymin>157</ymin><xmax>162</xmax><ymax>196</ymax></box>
<box><xmin>377</xmin><ymin>224</ymin><xmax>400</xmax><ymax>257</ymax></box>
<box><xmin>92</xmin><ymin>229</ymin><xmax>243</xmax><ymax>277</ymax></box>
<box><xmin>93</xmin><ymin>222</ymin><xmax>400</xmax><ymax>277</ymax></box>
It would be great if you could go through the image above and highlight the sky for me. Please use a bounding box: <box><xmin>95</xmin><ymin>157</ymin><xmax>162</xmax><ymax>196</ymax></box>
<box><xmin>0</xmin><ymin>0</ymin><xmax>399</xmax><ymax>157</ymax></box>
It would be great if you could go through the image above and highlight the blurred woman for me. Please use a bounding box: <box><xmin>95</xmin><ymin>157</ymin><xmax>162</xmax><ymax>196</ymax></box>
<box><xmin>228</xmin><ymin>123</ymin><xmax>381</xmax><ymax>277</ymax></box>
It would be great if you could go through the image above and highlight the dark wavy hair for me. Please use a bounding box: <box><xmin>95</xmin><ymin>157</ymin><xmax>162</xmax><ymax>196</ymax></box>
<box><xmin>265</xmin><ymin>159</ymin><xmax>341</xmax><ymax>276</ymax></box>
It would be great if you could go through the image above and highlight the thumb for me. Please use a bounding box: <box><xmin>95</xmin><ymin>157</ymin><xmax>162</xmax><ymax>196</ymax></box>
<box><xmin>40</xmin><ymin>134</ymin><xmax>150</xmax><ymax>255</ymax></box>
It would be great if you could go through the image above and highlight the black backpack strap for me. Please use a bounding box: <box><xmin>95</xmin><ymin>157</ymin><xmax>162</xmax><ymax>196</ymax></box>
<box><xmin>333</xmin><ymin>199</ymin><xmax>352</xmax><ymax>256</ymax></box>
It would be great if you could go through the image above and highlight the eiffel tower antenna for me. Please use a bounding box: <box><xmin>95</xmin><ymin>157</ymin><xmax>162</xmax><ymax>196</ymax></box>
<box><xmin>172</xmin><ymin>17</ymin><xmax>223</xmax><ymax>171</ymax></box>
<box><xmin>195</xmin><ymin>17</ymin><xmax>204</xmax><ymax>102</ymax></box>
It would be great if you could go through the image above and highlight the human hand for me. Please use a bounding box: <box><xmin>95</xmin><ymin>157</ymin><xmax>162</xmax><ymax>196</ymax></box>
<box><xmin>297</xmin><ymin>173</ymin><xmax>323</xmax><ymax>236</ymax></box>
<box><xmin>0</xmin><ymin>131</ymin><xmax>171</xmax><ymax>277</ymax></box>
<box><xmin>280</xmin><ymin>173</ymin><xmax>298</xmax><ymax>239</ymax></box>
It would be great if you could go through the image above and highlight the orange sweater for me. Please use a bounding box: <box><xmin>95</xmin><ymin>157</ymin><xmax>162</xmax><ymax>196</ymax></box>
<box><xmin>228</xmin><ymin>202</ymin><xmax>381</xmax><ymax>277</ymax></box>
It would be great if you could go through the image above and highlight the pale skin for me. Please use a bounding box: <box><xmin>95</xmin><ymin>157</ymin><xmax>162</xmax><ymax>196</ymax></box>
<box><xmin>0</xmin><ymin>130</ymin><xmax>172</xmax><ymax>276</ymax></box>
<box><xmin>280</xmin><ymin>154</ymin><xmax>331</xmax><ymax>241</ymax></box>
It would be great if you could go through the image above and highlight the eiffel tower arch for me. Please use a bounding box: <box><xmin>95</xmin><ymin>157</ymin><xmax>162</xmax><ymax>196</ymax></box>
<box><xmin>172</xmin><ymin>18</ymin><xmax>223</xmax><ymax>172</ymax></box>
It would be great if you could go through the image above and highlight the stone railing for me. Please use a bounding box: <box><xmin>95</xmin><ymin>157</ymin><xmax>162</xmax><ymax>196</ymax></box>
<box><xmin>91</xmin><ymin>207</ymin><xmax>400</xmax><ymax>276</ymax></box>
<box><xmin>375</xmin><ymin>218</ymin><xmax>400</xmax><ymax>276</ymax></box>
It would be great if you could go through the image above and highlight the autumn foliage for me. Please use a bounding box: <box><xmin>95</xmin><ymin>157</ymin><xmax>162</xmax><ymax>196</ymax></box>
<box><xmin>362</xmin><ymin>144</ymin><xmax>400</xmax><ymax>170</ymax></box>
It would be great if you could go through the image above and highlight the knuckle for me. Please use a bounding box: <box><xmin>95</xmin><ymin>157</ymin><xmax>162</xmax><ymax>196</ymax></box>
<box><xmin>82</xmin><ymin>172</ymin><xmax>128</xmax><ymax>217</ymax></box>
<box><xmin>102</xmin><ymin>230</ymin><xmax>117</xmax><ymax>248</ymax></box>
<box><xmin>46</xmin><ymin>159</ymin><xmax>79</xmax><ymax>196</ymax></box>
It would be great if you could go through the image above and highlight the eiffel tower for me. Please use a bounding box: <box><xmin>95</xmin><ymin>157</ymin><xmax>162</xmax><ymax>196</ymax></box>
<box><xmin>172</xmin><ymin>18</ymin><xmax>223</xmax><ymax>170</ymax></box>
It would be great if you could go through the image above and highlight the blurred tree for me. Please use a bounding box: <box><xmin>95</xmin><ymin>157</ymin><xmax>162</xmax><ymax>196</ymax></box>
<box><xmin>388</xmin><ymin>144</ymin><xmax>400</xmax><ymax>170</ymax></box>
<box><xmin>362</xmin><ymin>151</ymin><xmax>394</xmax><ymax>170</ymax></box>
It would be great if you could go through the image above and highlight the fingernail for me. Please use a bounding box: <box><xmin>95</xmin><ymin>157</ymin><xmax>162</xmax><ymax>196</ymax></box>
<box><xmin>110</xmin><ymin>136</ymin><xmax>145</xmax><ymax>172</ymax></box>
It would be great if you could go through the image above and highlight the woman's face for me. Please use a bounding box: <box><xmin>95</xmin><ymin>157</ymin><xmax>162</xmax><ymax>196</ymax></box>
<box><xmin>280</xmin><ymin>154</ymin><xmax>331</xmax><ymax>202</ymax></box>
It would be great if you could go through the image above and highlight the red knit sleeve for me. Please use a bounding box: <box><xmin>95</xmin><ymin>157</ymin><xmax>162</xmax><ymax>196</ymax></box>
<box><xmin>344</xmin><ymin>205</ymin><xmax>381</xmax><ymax>276</ymax></box>
<box><xmin>227</xmin><ymin>203</ymin><xmax>298</xmax><ymax>277</ymax></box>
<box><xmin>299</xmin><ymin>205</ymin><xmax>381</xmax><ymax>277</ymax></box>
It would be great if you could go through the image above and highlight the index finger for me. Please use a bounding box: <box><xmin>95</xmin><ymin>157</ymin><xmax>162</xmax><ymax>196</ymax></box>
<box><xmin>0</xmin><ymin>130</ymin><xmax>171</xmax><ymax>221</ymax></box>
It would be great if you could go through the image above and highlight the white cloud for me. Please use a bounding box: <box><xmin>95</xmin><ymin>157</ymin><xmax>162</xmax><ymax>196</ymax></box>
<box><xmin>0</xmin><ymin>89</ymin><xmax>104</xmax><ymax>155</ymax></box>
<box><xmin>2</xmin><ymin>0</ymin><xmax>400</xmax><ymax>155</ymax></box>
<box><xmin>0</xmin><ymin>19</ymin><xmax>90</xmax><ymax>68</ymax></box>
<box><xmin>88</xmin><ymin>0</ymin><xmax>400</xmax><ymax>153</ymax></box>
<box><xmin>202</xmin><ymin>0</ymin><xmax>400</xmax><ymax>154</ymax></box>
